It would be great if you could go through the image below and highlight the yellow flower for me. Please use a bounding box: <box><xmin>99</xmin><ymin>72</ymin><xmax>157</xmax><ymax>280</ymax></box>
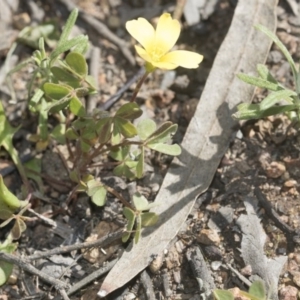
<box><xmin>126</xmin><ymin>13</ymin><xmax>203</xmax><ymax>70</ymax></box>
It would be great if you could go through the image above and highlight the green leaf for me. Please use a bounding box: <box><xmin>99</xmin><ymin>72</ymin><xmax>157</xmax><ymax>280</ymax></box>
<box><xmin>114</xmin><ymin>118</ymin><xmax>137</xmax><ymax>138</ymax></box>
<box><xmin>256</xmin><ymin>64</ymin><xmax>277</xmax><ymax>84</ymax></box>
<box><xmin>259</xmin><ymin>89</ymin><xmax>295</xmax><ymax>110</ymax></box>
<box><xmin>255</xmin><ymin>24</ymin><xmax>297</xmax><ymax>87</ymax></box>
<box><xmin>0</xmin><ymin>102</ymin><xmax>27</xmax><ymax>185</ymax></box>
<box><xmin>110</xmin><ymin>146</ymin><xmax>130</xmax><ymax>161</ymax></box>
<box><xmin>115</xmin><ymin>103</ymin><xmax>143</xmax><ymax>119</ymax></box>
<box><xmin>0</xmin><ymin>176</ymin><xmax>21</xmax><ymax>213</ymax></box>
<box><xmin>0</xmin><ymin>241</ymin><xmax>17</xmax><ymax>286</ymax></box>
<box><xmin>237</xmin><ymin>73</ymin><xmax>281</xmax><ymax>91</ymax></box>
<box><xmin>147</xmin><ymin>143</ymin><xmax>181</xmax><ymax>156</ymax></box>
<box><xmin>141</xmin><ymin>212</ymin><xmax>158</xmax><ymax>227</ymax></box>
<box><xmin>51</xmin><ymin>66</ymin><xmax>80</xmax><ymax>86</ymax></box>
<box><xmin>29</xmin><ymin>88</ymin><xmax>44</xmax><ymax>112</ymax></box>
<box><xmin>47</xmin><ymin>98</ymin><xmax>71</xmax><ymax>113</ymax></box>
<box><xmin>136</xmin><ymin>147</ymin><xmax>144</xmax><ymax>179</ymax></box>
<box><xmin>137</xmin><ymin>119</ymin><xmax>157</xmax><ymax>140</ymax></box>
<box><xmin>65</xmin><ymin>52</ymin><xmax>88</xmax><ymax>76</ymax></box>
<box><xmin>65</xmin><ymin>127</ymin><xmax>78</xmax><ymax>139</ymax></box>
<box><xmin>80</xmin><ymin>139</ymin><xmax>91</xmax><ymax>152</ymax></box>
<box><xmin>146</xmin><ymin>122</ymin><xmax>178</xmax><ymax>144</ymax></box>
<box><xmin>122</xmin><ymin>207</ymin><xmax>136</xmax><ymax>243</ymax></box>
<box><xmin>113</xmin><ymin>164</ymin><xmax>136</xmax><ymax>179</ymax></box>
<box><xmin>96</xmin><ymin>118</ymin><xmax>112</xmax><ymax>144</ymax></box>
<box><xmin>51</xmin><ymin>124</ymin><xmax>66</xmax><ymax>144</ymax></box>
<box><xmin>43</xmin><ymin>82</ymin><xmax>71</xmax><ymax>100</ymax></box>
<box><xmin>57</xmin><ymin>8</ymin><xmax>79</xmax><ymax>47</ymax></box>
<box><xmin>233</xmin><ymin>104</ymin><xmax>296</xmax><ymax>120</ymax></box>
<box><xmin>70</xmin><ymin>97</ymin><xmax>86</xmax><ymax>117</ymax></box>
<box><xmin>85</xmin><ymin>75</ymin><xmax>97</xmax><ymax>90</ymax></box>
<box><xmin>86</xmin><ymin>180</ymin><xmax>107</xmax><ymax>206</ymax></box>
<box><xmin>248</xmin><ymin>280</ymin><xmax>266</xmax><ymax>300</ymax></box>
<box><xmin>132</xmin><ymin>192</ymin><xmax>149</xmax><ymax>211</ymax></box>
<box><xmin>213</xmin><ymin>290</ymin><xmax>234</xmax><ymax>300</ymax></box>
<box><xmin>24</xmin><ymin>158</ymin><xmax>44</xmax><ymax>193</ymax></box>
<box><xmin>134</xmin><ymin>216</ymin><xmax>142</xmax><ymax>244</ymax></box>
<box><xmin>91</xmin><ymin>186</ymin><xmax>107</xmax><ymax>206</ymax></box>
<box><xmin>50</xmin><ymin>35</ymin><xmax>88</xmax><ymax>62</ymax></box>
<box><xmin>72</xmin><ymin>39</ymin><xmax>89</xmax><ymax>54</ymax></box>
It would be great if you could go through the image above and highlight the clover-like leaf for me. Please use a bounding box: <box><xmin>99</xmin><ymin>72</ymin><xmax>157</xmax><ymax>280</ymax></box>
<box><xmin>110</xmin><ymin>146</ymin><xmax>138</xmax><ymax>179</ymax></box>
<box><xmin>96</xmin><ymin>118</ymin><xmax>112</xmax><ymax>144</ymax></box>
<box><xmin>114</xmin><ymin>118</ymin><xmax>137</xmax><ymax>139</ymax></box>
<box><xmin>65</xmin><ymin>52</ymin><xmax>88</xmax><ymax>76</ymax></box>
<box><xmin>69</xmin><ymin>96</ymin><xmax>86</xmax><ymax>117</ymax></box>
<box><xmin>141</xmin><ymin>212</ymin><xmax>158</xmax><ymax>227</ymax></box>
<box><xmin>110</xmin><ymin>146</ymin><xmax>130</xmax><ymax>161</ymax></box>
<box><xmin>51</xmin><ymin>124</ymin><xmax>66</xmax><ymax>144</ymax></box>
<box><xmin>137</xmin><ymin>119</ymin><xmax>157</xmax><ymax>141</ymax></box>
<box><xmin>115</xmin><ymin>103</ymin><xmax>143</xmax><ymax>120</ymax></box>
<box><xmin>80</xmin><ymin>139</ymin><xmax>91</xmax><ymax>152</ymax></box>
<box><xmin>146</xmin><ymin>122</ymin><xmax>177</xmax><ymax>144</ymax></box>
<box><xmin>113</xmin><ymin>163</ymin><xmax>136</xmax><ymax>179</ymax></box>
<box><xmin>86</xmin><ymin>179</ymin><xmax>107</xmax><ymax>206</ymax></box>
<box><xmin>65</xmin><ymin>127</ymin><xmax>79</xmax><ymax>140</ymax></box>
<box><xmin>132</xmin><ymin>192</ymin><xmax>149</xmax><ymax>211</ymax></box>
<box><xmin>147</xmin><ymin>143</ymin><xmax>181</xmax><ymax>156</ymax></box>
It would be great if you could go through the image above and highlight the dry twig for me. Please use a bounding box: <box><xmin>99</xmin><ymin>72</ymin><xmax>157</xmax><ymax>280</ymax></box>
<box><xmin>27</xmin><ymin>229</ymin><xmax>123</xmax><ymax>260</ymax></box>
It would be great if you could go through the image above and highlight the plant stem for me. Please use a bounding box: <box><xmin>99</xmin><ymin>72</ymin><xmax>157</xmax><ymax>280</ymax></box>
<box><xmin>130</xmin><ymin>71</ymin><xmax>149</xmax><ymax>103</ymax></box>
<box><xmin>105</xmin><ymin>185</ymin><xmax>133</xmax><ymax>209</ymax></box>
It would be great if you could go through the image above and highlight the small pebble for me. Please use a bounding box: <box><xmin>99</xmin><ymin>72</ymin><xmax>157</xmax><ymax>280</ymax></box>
<box><xmin>284</xmin><ymin>179</ymin><xmax>297</xmax><ymax>188</ymax></box>
<box><xmin>279</xmin><ymin>285</ymin><xmax>298</xmax><ymax>300</ymax></box>
<box><xmin>211</xmin><ymin>261</ymin><xmax>222</xmax><ymax>271</ymax></box>
<box><xmin>265</xmin><ymin>161</ymin><xmax>286</xmax><ymax>178</ymax></box>
<box><xmin>293</xmin><ymin>274</ymin><xmax>300</xmax><ymax>288</ymax></box>
<box><xmin>241</xmin><ymin>265</ymin><xmax>252</xmax><ymax>276</ymax></box>
<box><xmin>197</xmin><ymin>229</ymin><xmax>220</xmax><ymax>246</ymax></box>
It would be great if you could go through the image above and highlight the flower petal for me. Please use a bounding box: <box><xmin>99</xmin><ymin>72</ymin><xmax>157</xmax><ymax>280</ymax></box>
<box><xmin>151</xmin><ymin>61</ymin><xmax>178</xmax><ymax>70</ymax></box>
<box><xmin>161</xmin><ymin>50</ymin><xmax>203</xmax><ymax>69</ymax></box>
<box><xmin>135</xmin><ymin>45</ymin><xmax>152</xmax><ymax>63</ymax></box>
<box><xmin>155</xmin><ymin>13</ymin><xmax>180</xmax><ymax>54</ymax></box>
<box><xmin>126</xmin><ymin>18</ymin><xmax>155</xmax><ymax>51</ymax></box>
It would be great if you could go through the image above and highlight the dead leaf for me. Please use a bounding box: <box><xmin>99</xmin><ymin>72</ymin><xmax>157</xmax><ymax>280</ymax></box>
<box><xmin>237</xmin><ymin>196</ymin><xmax>287</xmax><ymax>300</ymax></box>
<box><xmin>98</xmin><ymin>0</ymin><xmax>278</xmax><ymax>296</ymax></box>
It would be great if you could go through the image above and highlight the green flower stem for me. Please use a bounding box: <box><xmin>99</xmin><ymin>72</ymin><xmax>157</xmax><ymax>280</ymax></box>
<box><xmin>130</xmin><ymin>71</ymin><xmax>149</xmax><ymax>103</ymax></box>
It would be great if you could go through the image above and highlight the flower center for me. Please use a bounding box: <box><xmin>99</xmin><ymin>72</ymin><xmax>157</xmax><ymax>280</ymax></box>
<box><xmin>149</xmin><ymin>46</ymin><xmax>164</xmax><ymax>62</ymax></box>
